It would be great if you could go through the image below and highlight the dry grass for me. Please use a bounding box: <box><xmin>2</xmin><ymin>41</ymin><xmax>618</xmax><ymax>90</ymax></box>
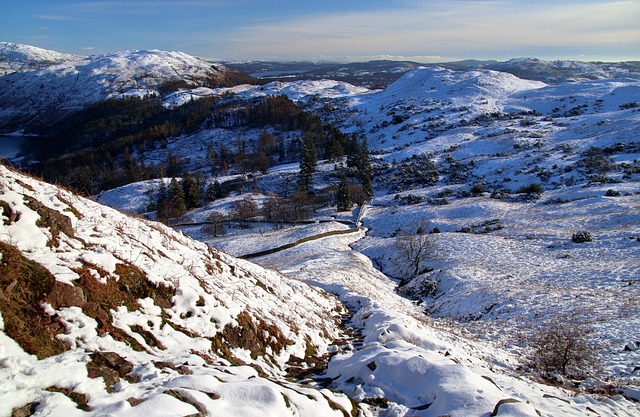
<box><xmin>211</xmin><ymin>311</ymin><xmax>292</xmax><ymax>364</ymax></box>
<box><xmin>23</xmin><ymin>195</ymin><xmax>75</xmax><ymax>247</ymax></box>
<box><xmin>0</xmin><ymin>242</ymin><xmax>67</xmax><ymax>359</ymax></box>
<box><xmin>75</xmin><ymin>260</ymin><xmax>175</xmax><ymax>351</ymax></box>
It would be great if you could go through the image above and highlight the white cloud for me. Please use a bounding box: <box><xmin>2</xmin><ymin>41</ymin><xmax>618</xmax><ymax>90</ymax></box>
<box><xmin>35</xmin><ymin>14</ymin><xmax>77</xmax><ymax>21</ymax></box>
<box><xmin>221</xmin><ymin>1</ymin><xmax>640</xmax><ymax>60</ymax></box>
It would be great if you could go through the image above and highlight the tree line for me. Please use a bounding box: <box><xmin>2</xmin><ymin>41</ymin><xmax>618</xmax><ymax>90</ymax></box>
<box><xmin>21</xmin><ymin>93</ymin><xmax>371</xmax><ymax>197</ymax></box>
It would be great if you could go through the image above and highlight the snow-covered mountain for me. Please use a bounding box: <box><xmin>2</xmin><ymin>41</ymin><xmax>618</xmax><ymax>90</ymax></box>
<box><xmin>0</xmin><ymin>42</ymin><xmax>81</xmax><ymax>76</ymax></box>
<box><xmin>0</xmin><ymin>47</ymin><xmax>256</xmax><ymax>131</ymax></box>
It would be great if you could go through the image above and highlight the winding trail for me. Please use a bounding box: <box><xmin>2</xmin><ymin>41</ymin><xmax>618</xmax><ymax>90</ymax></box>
<box><xmin>238</xmin><ymin>204</ymin><xmax>368</xmax><ymax>259</ymax></box>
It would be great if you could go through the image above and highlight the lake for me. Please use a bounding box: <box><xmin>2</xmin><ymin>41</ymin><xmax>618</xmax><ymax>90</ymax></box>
<box><xmin>0</xmin><ymin>135</ymin><xmax>37</xmax><ymax>158</ymax></box>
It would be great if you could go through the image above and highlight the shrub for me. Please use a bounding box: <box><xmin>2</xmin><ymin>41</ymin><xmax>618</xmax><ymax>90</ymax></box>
<box><xmin>471</xmin><ymin>183</ymin><xmax>486</xmax><ymax>196</ymax></box>
<box><xmin>528</xmin><ymin>320</ymin><xmax>599</xmax><ymax>379</ymax></box>
<box><xmin>572</xmin><ymin>231</ymin><xmax>593</xmax><ymax>243</ymax></box>
<box><xmin>517</xmin><ymin>182</ymin><xmax>544</xmax><ymax>195</ymax></box>
<box><xmin>605</xmin><ymin>189</ymin><xmax>621</xmax><ymax>197</ymax></box>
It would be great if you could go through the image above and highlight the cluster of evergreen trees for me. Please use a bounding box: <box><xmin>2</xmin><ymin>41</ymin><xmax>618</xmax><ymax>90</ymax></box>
<box><xmin>22</xmin><ymin>94</ymin><xmax>317</xmax><ymax>195</ymax></box>
<box><xmin>297</xmin><ymin>130</ymin><xmax>373</xmax><ymax>211</ymax></box>
<box><xmin>150</xmin><ymin>173</ymin><xmax>229</xmax><ymax>221</ymax></box>
<box><xmin>25</xmin><ymin>95</ymin><xmax>219</xmax><ymax>195</ymax></box>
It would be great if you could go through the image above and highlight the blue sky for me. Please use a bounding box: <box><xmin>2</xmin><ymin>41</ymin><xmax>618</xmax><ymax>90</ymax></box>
<box><xmin>1</xmin><ymin>0</ymin><xmax>638</xmax><ymax>62</ymax></box>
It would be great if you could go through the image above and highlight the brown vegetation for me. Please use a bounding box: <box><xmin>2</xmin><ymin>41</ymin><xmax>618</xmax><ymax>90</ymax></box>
<box><xmin>0</xmin><ymin>242</ymin><xmax>67</xmax><ymax>359</ymax></box>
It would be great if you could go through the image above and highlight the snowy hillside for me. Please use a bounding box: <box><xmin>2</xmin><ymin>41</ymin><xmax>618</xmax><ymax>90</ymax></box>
<box><xmin>162</xmin><ymin>79</ymin><xmax>369</xmax><ymax>109</ymax></box>
<box><xmin>0</xmin><ymin>47</ymin><xmax>255</xmax><ymax>131</ymax></box>
<box><xmin>4</xmin><ymin>168</ymin><xmax>639</xmax><ymax>417</ymax></box>
<box><xmin>0</xmin><ymin>165</ymin><xmax>356</xmax><ymax>417</ymax></box>
<box><xmin>92</xmin><ymin>65</ymin><xmax>639</xmax><ymax>416</ymax></box>
<box><xmin>0</xmin><ymin>42</ymin><xmax>81</xmax><ymax>76</ymax></box>
<box><xmin>3</xmin><ymin>48</ymin><xmax>640</xmax><ymax>416</ymax></box>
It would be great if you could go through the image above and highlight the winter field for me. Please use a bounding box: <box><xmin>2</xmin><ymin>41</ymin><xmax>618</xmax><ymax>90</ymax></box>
<box><xmin>1</xmin><ymin>44</ymin><xmax>639</xmax><ymax>416</ymax></box>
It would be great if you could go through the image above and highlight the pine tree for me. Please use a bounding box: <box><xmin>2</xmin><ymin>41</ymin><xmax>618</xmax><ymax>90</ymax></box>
<box><xmin>206</xmin><ymin>144</ymin><xmax>217</xmax><ymax>176</ymax></box>
<box><xmin>205</xmin><ymin>181</ymin><xmax>216</xmax><ymax>206</ymax></box>
<box><xmin>326</xmin><ymin>137</ymin><xmax>345</xmax><ymax>162</ymax></box>
<box><xmin>298</xmin><ymin>133</ymin><xmax>317</xmax><ymax>193</ymax></box>
<box><xmin>359</xmin><ymin>136</ymin><xmax>373</xmax><ymax>198</ymax></box>
<box><xmin>277</xmin><ymin>135</ymin><xmax>286</xmax><ymax>162</ymax></box>
<box><xmin>170</xmin><ymin>177</ymin><xmax>186</xmax><ymax>214</ymax></box>
<box><xmin>337</xmin><ymin>172</ymin><xmax>352</xmax><ymax>212</ymax></box>
<box><xmin>181</xmin><ymin>172</ymin><xmax>202</xmax><ymax>209</ymax></box>
<box><xmin>154</xmin><ymin>179</ymin><xmax>170</xmax><ymax>220</ymax></box>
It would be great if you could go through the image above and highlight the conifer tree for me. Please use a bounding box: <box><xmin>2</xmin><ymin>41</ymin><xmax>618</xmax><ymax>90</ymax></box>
<box><xmin>337</xmin><ymin>172</ymin><xmax>352</xmax><ymax>212</ymax></box>
<box><xmin>170</xmin><ymin>177</ymin><xmax>186</xmax><ymax>214</ymax></box>
<box><xmin>205</xmin><ymin>181</ymin><xmax>217</xmax><ymax>206</ymax></box>
<box><xmin>277</xmin><ymin>135</ymin><xmax>286</xmax><ymax>162</ymax></box>
<box><xmin>181</xmin><ymin>172</ymin><xmax>202</xmax><ymax>209</ymax></box>
<box><xmin>206</xmin><ymin>144</ymin><xmax>217</xmax><ymax>176</ymax></box>
<box><xmin>327</xmin><ymin>137</ymin><xmax>345</xmax><ymax>162</ymax></box>
<box><xmin>359</xmin><ymin>136</ymin><xmax>373</xmax><ymax>198</ymax></box>
<box><xmin>150</xmin><ymin>178</ymin><xmax>166</xmax><ymax>215</ymax></box>
<box><xmin>298</xmin><ymin>133</ymin><xmax>317</xmax><ymax>193</ymax></box>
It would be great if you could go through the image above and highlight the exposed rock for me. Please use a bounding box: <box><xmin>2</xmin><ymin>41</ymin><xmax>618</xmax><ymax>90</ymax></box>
<box><xmin>87</xmin><ymin>351</ymin><xmax>134</xmax><ymax>391</ymax></box>
<box><xmin>46</xmin><ymin>281</ymin><xmax>86</xmax><ymax>308</ymax></box>
<box><xmin>362</xmin><ymin>397</ymin><xmax>389</xmax><ymax>408</ymax></box>
<box><xmin>0</xmin><ymin>200</ymin><xmax>21</xmax><ymax>225</ymax></box>
<box><xmin>491</xmin><ymin>397</ymin><xmax>541</xmax><ymax>416</ymax></box>
<box><xmin>90</xmin><ymin>351</ymin><xmax>133</xmax><ymax>377</ymax></box>
<box><xmin>23</xmin><ymin>196</ymin><xmax>74</xmax><ymax>247</ymax></box>
<box><xmin>11</xmin><ymin>403</ymin><xmax>38</xmax><ymax>417</ymax></box>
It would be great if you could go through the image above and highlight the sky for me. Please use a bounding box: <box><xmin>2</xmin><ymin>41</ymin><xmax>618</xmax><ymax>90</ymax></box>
<box><xmin>1</xmin><ymin>0</ymin><xmax>638</xmax><ymax>63</ymax></box>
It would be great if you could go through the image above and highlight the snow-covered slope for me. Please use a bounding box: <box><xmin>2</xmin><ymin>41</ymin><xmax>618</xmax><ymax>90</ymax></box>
<box><xmin>0</xmin><ymin>165</ymin><xmax>355</xmax><ymax>416</ymax></box>
<box><xmin>252</xmin><ymin>220</ymin><xmax>639</xmax><ymax>417</ymax></box>
<box><xmin>0</xmin><ymin>48</ymin><xmax>254</xmax><ymax>130</ymax></box>
<box><xmin>0</xmin><ymin>42</ymin><xmax>81</xmax><ymax>76</ymax></box>
<box><xmin>4</xmin><ymin>51</ymin><xmax>640</xmax><ymax>416</ymax></box>
<box><xmin>161</xmin><ymin>79</ymin><xmax>369</xmax><ymax>109</ymax></box>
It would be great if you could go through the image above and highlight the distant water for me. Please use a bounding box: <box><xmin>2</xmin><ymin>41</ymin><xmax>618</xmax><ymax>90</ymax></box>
<box><xmin>0</xmin><ymin>135</ymin><xmax>35</xmax><ymax>158</ymax></box>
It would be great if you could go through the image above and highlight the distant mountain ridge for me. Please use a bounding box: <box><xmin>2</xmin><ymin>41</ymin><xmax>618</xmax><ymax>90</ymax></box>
<box><xmin>0</xmin><ymin>45</ymin><xmax>258</xmax><ymax>132</ymax></box>
<box><xmin>225</xmin><ymin>57</ymin><xmax>640</xmax><ymax>87</ymax></box>
<box><xmin>484</xmin><ymin>57</ymin><xmax>640</xmax><ymax>84</ymax></box>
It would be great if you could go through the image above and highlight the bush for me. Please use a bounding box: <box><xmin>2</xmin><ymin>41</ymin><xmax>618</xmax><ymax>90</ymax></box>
<box><xmin>528</xmin><ymin>320</ymin><xmax>599</xmax><ymax>379</ymax></box>
<box><xmin>572</xmin><ymin>231</ymin><xmax>593</xmax><ymax>243</ymax></box>
<box><xmin>517</xmin><ymin>182</ymin><xmax>544</xmax><ymax>195</ymax></box>
<box><xmin>470</xmin><ymin>183</ymin><xmax>486</xmax><ymax>196</ymax></box>
<box><xmin>605</xmin><ymin>189</ymin><xmax>621</xmax><ymax>197</ymax></box>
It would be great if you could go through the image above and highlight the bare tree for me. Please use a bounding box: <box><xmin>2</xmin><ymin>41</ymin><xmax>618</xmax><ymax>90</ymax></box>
<box><xmin>396</xmin><ymin>230</ymin><xmax>435</xmax><ymax>278</ymax></box>
<box><xmin>232</xmin><ymin>196</ymin><xmax>258</xmax><ymax>229</ymax></box>
<box><xmin>203</xmin><ymin>211</ymin><xmax>226</xmax><ymax>237</ymax></box>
